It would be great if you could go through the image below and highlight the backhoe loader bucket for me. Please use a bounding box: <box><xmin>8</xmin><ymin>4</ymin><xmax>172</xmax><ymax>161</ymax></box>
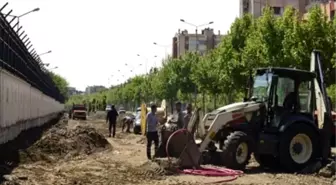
<box><xmin>154</xmin><ymin>109</ymin><xmax>202</xmax><ymax>169</ymax></box>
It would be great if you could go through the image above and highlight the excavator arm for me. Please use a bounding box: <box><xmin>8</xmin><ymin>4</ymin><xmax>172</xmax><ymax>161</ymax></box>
<box><xmin>310</xmin><ymin>50</ymin><xmax>333</xmax><ymax>162</ymax></box>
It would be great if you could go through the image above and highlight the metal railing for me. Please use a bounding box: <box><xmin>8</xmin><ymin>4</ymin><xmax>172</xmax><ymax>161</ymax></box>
<box><xmin>0</xmin><ymin>2</ymin><xmax>64</xmax><ymax>103</ymax></box>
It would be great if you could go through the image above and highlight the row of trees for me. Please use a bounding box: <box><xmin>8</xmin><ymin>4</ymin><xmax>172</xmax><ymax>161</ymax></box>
<box><xmin>67</xmin><ymin>6</ymin><xmax>336</xmax><ymax>112</ymax></box>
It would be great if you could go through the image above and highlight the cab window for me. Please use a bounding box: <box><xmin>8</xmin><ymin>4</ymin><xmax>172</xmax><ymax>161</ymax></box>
<box><xmin>276</xmin><ymin>77</ymin><xmax>295</xmax><ymax>107</ymax></box>
<box><xmin>298</xmin><ymin>81</ymin><xmax>312</xmax><ymax>113</ymax></box>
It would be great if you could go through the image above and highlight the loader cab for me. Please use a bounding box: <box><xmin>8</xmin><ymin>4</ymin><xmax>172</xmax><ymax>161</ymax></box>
<box><xmin>253</xmin><ymin>68</ymin><xmax>316</xmax><ymax>129</ymax></box>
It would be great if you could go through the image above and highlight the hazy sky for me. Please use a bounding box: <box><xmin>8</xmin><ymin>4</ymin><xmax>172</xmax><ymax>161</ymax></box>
<box><xmin>1</xmin><ymin>0</ymin><xmax>239</xmax><ymax>91</ymax></box>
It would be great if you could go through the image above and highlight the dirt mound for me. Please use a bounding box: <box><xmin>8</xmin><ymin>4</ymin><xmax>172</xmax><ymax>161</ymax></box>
<box><xmin>128</xmin><ymin>158</ymin><xmax>181</xmax><ymax>181</ymax></box>
<box><xmin>20</xmin><ymin>122</ymin><xmax>111</xmax><ymax>163</ymax></box>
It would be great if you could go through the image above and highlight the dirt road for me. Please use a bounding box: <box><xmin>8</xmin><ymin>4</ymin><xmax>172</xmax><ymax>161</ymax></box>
<box><xmin>1</xmin><ymin>117</ymin><xmax>335</xmax><ymax>185</ymax></box>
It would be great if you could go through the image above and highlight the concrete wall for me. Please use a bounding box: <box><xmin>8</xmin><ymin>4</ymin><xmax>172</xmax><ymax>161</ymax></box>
<box><xmin>0</xmin><ymin>68</ymin><xmax>64</xmax><ymax>144</ymax></box>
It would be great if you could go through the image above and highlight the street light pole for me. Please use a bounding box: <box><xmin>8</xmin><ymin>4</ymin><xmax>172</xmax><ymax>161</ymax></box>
<box><xmin>180</xmin><ymin>19</ymin><xmax>214</xmax><ymax>55</ymax></box>
<box><xmin>153</xmin><ymin>42</ymin><xmax>170</xmax><ymax>58</ymax></box>
<box><xmin>137</xmin><ymin>54</ymin><xmax>148</xmax><ymax>74</ymax></box>
<box><xmin>48</xmin><ymin>66</ymin><xmax>58</xmax><ymax>70</ymax></box>
<box><xmin>125</xmin><ymin>62</ymin><xmax>143</xmax><ymax>75</ymax></box>
<box><xmin>4</xmin><ymin>8</ymin><xmax>40</xmax><ymax>33</ymax></box>
<box><xmin>38</xmin><ymin>50</ymin><xmax>52</xmax><ymax>56</ymax></box>
<box><xmin>179</xmin><ymin>19</ymin><xmax>214</xmax><ymax>109</ymax></box>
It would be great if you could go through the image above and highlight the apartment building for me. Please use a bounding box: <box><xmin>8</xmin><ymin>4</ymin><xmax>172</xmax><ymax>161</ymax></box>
<box><xmin>308</xmin><ymin>0</ymin><xmax>335</xmax><ymax>20</ymax></box>
<box><xmin>240</xmin><ymin>0</ymin><xmax>309</xmax><ymax>17</ymax></box>
<box><xmin>240</xmin><ymin>0</ymin><xmax>335</xmax><ymax>20</ymax></box>
<box><xmin>68</xmin><ymin>87</ymin><xmax>84</xmax><ymax>96</ymax></box>
<box><xmin>172</xmin><ymin>28</ymin><xmax>224</xmax><ymax>58</ymax></box>
<box><xmin>85</xmin><ymin>85</ymin><xmax>106</xmax><ymax>95</ymax></box>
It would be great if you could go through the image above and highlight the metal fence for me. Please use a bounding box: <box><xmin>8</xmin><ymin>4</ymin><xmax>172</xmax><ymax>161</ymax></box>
<box><xmin>0</xmin><ymin>2</ymin><xmax>64</xmax><ymax>103</ymax></box>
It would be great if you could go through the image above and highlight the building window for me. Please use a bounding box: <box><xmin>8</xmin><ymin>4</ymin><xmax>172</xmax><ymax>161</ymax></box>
<box><xmin>243</xmin><ymin>0</ymin><xmax>250</xmax><ymax>13</ymax></box>
<box><xmin>189</xmin><ymin>39</ymin><xmax>206</xmax><ymax>46</ymax></box>
<box><xmin>272</xmin><ymin>7</ymin><xmax>282</xmax><ymax>15</ymax></box>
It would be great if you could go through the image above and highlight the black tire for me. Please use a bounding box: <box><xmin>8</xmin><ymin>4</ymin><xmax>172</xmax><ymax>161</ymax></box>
<box><xmin>221</xmin><ymin>131</ymin><xmax>252</xmax><ymax>170</ymax></box>
<box><xmin>133</xmin><ymin>126</ymin><xmax>141</xmax><ymax>135</ymax></box>
<box><xmin>279</xmin><ymin>123</ymin><xmax>318</xmax><ymax>172</ymax></box>
<box><xmin>133</xmin><ymin>129</ymin><xmax>138</xmax><ymax>135</ymax></box>
<box><xmin>254</xmin><ymin>153</ymin><xmax>280</xmax><ymax>169</ymax></box>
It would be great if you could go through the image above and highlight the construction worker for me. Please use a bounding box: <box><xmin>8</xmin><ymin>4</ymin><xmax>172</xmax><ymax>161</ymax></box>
<box><xmin>122</xmin><ymin>116</ymin><xmax>133</xmax><ymax>133</ymax></box>
<box><xmin>169</xmin><ymin>101</ymin><xmax>185</xmax><ymax>129</ymax></box>
<box><xmin>146</xmin><ymin>103</ymin><xmax>159</xmax><ymax>160</ymax></box>
<box><xmin>106</xmin><ymin>105</ymin><xmax>119</xmax><ymax>137</ymax></box>
<box><xmin>183</xmin><ymin>103</ymin><xmax>193</xmax><ymax>129</ymax></box>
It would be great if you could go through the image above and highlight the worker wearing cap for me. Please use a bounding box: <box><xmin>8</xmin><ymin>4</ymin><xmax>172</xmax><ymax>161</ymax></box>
<box><xmin>146</xmin><ymin>103</ymin><xmax>159</xmax><ymax>160</ymax></box>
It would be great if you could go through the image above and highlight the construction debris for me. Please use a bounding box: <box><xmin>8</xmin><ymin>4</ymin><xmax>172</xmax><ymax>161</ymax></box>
<box><xmin>319</xmin><ymin>161</ymin><xmax>336</xmax><ymax>178</ymax></box>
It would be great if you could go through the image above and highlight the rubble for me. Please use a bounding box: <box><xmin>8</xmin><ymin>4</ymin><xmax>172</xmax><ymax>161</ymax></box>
<box><xmin>319</xmin><ymin>161</ymin><xmax>336</xmax><ymax>178</ymax></box>
<box><xmin>19</xmin><ymin>122</ymin><xmax>111</xmax><ymax>163</ymax></box>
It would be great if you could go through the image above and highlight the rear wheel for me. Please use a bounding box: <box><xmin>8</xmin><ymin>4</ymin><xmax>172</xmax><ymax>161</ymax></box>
<box><xmin>221</xmin><ymin>131</ymin><xmax>252</xmax><ymax>170</ymax></box>
<box><xmin>279</xmin><ymin>123</ymin><xmax>318</xmax><ymax>171</ymax></box>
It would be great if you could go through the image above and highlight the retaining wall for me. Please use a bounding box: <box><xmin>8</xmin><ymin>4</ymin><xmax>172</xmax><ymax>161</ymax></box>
<box><xmin>0</xmin><ymin>3</ymin><xmax>64</xmax><ymax>145</ymax></box>
<box><xmin>0</xmin><ymin>68</ymin><xmax>64</xmax><ymax>144</ymax></box>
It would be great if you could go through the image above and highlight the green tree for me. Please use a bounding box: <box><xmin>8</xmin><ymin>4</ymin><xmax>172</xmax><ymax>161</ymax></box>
<box><xmin>49</xmin><ymin>71</ymin><xmax>69</xmax><ymax>100</ymax></box>
<box><xmin>66</xmin><ymin>6</ymin><xmax>335</xmax><ymax>114</ymax></box>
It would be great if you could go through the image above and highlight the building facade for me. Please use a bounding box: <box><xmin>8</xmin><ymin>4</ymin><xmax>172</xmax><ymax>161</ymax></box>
<box><xmin>68</xmin><ymin>87</ymin><xmax>84</xmax><ymax>96</ymax></box>
<box><xmin>240</xmin><ymin>0</ymin><xmax>335</xmax><ymax>20</ymax></box>
<box><xmin>309</xmin><ymin>0</ymin><xmax>335</xmax><ymax>20</ymax></box>
<box><xmin>172</xmin><ymin>28</ymin><xmax>224</xmax><ymax>58</ymax></box>
<box><xmin>240</xmin><ymin>0</ymin><xmax>308</xmax><ymax>17</ymax></box>
<box><xmin>85</xmin><ymin>85</ymin><xmax>106</xmax><ymax>95</ymax></box>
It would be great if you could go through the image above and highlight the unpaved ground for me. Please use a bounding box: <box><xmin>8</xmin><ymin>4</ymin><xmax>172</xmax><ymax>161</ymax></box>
<box><xmin>1</xmin><ymin>117</ymin><xmax>335</xmax><ymax>185</ymax></box>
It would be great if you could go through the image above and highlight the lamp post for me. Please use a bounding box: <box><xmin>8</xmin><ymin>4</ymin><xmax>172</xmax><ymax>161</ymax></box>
<box><xmin>153</xmin><ymin>42</ymin><xmax>170</xmax><ymax>58</ymax></box>
<box><xmin>48</xmin><ymin>66</ymin><xmax>58</xmax><ymax>70</ymax></box>
<box><xmin>179</xmin><ymin>19</ymin><xmax>214</xmax><ymax>108</ymax></box>
<box><xmin>179</xmin><ymin>19</ymin><xmax>214</xmax><ymax>54</ymax></box>
<box><xmin>153</xmin><ymin>55</ymin><xmax>158</xmax><ymax>69</ymax></box>
<box><xmin>38</xmin><ymin>50</ymin><xmax>52</xmax><ymax>56</ymax></box>
<box><xmin>125</xmin><ymin>63</ymin><xmax>143</xmax><ymax>77</ymax></box>
<box><xmin>4</xmin><ymin>8</ymin><xmax>40</xmax><ymax>33</ymax></box>
<box><xmin>42</xmin><ymin>63</ymin><xmax>50</xmax><ymax>67</ymax></box>
<box><xmin>137</xmin><ymin>54</ymin><xmax>148</xmax><ymax>74</ymax></box>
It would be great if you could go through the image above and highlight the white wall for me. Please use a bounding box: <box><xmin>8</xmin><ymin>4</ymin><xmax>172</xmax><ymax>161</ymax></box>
<box><xmin>0</xmin><ymin>68</ymin><xmax>64</xmax><ymax>144</ymax></box>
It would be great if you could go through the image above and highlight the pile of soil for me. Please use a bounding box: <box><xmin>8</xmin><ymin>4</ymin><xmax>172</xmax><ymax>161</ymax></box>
<box><xmin>20</xmin><ymin>122</ymin><xmax>111</xmax><ymax>163</ymax></box>
<box><xmin>128</xmin><ymin>158</ymin><xmax>181</xmax><ymax>181</ymax></box>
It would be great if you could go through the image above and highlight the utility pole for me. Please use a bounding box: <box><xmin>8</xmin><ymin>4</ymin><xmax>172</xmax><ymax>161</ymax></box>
<box><xmin>180</xmin><ymin>19</ymin><xmax>214</xmax><ymax>111</ymax></box>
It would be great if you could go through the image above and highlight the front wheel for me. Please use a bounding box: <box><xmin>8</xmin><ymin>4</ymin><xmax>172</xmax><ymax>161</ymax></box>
<box><xmin>279</xmin><ymin>123</ymin><xmax>318</xmax><ymax>172</ymax></box>
<box><xmin>221</xmin><ymin>131</ymin><xmax>252</xmax><ymax>170</ymax></box>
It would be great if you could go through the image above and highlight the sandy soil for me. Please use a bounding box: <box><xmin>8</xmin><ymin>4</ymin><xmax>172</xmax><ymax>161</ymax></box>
<box><xmin>1</xmin><ymin>117</ymin><xmax>335</xmax><ymax>185</ymax></box>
